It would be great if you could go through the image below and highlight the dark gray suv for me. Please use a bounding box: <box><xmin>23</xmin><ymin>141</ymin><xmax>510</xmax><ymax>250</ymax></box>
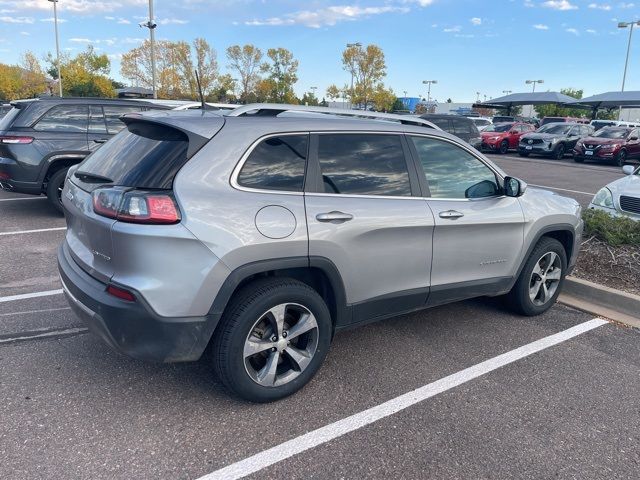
<box><xmin>0</xmin><ymin>97</ymin><xmax>170</xmax><ymax>211</ymax></box>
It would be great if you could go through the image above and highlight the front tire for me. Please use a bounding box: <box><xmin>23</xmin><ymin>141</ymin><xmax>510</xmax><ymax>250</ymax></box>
<box><xmin>552</xmin><ymin>143</ymin><xmax>566</xmax><ymax>160</ymax></box>
<box><xmin>212</xmin><ymin>278</ymin><xmax>332</xmax><ymax>402</ymax></box>
<box><xmin>499</xmin><ymin>140</ymin><xmax>509</xmax><ymax>154</ymax></box>
<box><xmin>46</xmin><ymin>168</ymin><xmax>69</xmax><ymax>214</ymax></box>
<box><xmin>614</xmin><ymin>149</ymin><xmax>627</xmax><ymax>167</ymax></box>
<box><xmin>506</xmin><ymin>237</ymin><xmax>567</xmax><ymax>316</ymax></box>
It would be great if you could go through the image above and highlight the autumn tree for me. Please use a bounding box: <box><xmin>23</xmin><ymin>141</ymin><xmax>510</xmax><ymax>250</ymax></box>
<box><xmin>370</xmin><ymin>84</ymin><xmax>396</xmax><ymax>112</ymax></box>
<box><xmin>342</xmin><ymin>44</ymin><xmax>386</xmax><ymax>108</ymax></box>
<box><xmin>46</xmin><ymin>46</ymin><xmax>115</xmax><ymax>97</ymax></box>
<box><xmin>208</xmin><ymin>73</ymin><xmax>237</xmax><ymax>102</ymax></box>
<box><xmin>259</xmin><ymin>48</ymin><xmax>298</xmax><ymax>103</ymax></box>
<box><xmin>326</xmin><ymin>84</ymin><xmax>341</xmax><ymax>102</ymax></box>
<box><xmin>121</xmin><ymin>38</ymin><xmax>217</xmax><ymax>99</ymax></box>
<box><xmin>300</xmin><ymin>91</ymin><xmax>319</xmax><ymax>106</ymax></box>
<box><xmin>226</xmin><ymin>44</ymin><xmax>263</xmax><ymax>102</ymax></box>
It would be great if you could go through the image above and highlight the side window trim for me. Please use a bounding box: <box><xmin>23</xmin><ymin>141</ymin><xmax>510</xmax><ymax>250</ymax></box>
<box><xmin>231</xmin><ymin>132</ymin><xmax>310</xmax><ymax>196</ymax></box>
<box><xmin>406</xmin><ymin>133</ymin><xmax>505</xmax><ymax>201</ymax></box>
<box><xmin>89</xmin><ymin>105</ymin><xmax>108</xmax><ymax>134</ymax></box>
<box><xmin>305</xmin><ymin>131</ymin><xmax>421</xmax><ymax>198</ymax></box>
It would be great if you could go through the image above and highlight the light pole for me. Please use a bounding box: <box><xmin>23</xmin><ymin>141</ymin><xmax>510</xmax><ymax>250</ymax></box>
<box><xmin>476</xmin><ymin>91</ymin><xmax>481</xmax><ymax>102</ymax></box>
<box><xmin>140</xmin><ymin>0</ymin><xmax>158</xmax><ymax>99</ymax></box>
<box><xmin>525</xmin><ymin>80</ymin><xmax>544</xmax><ymax>116</ymax></box>
<box><xmin>346</xmin><ymin>42</ymin><xmax>361</xmax><ymax>108</ymax></box>
<box><xmin>422</xmin><ymin>80</ymin><xmax>437</xmax><ymax>103</ymax></box>
<box><xmin>525</xmin><ymin>79</ymin><xmax>544</xmax><ymax>92</ymax></box>
<box><xmin>48</xmin><ymin>0</ymin><xmax>63</xmax><ymax>97</ymax></box>
<box><xmin>618</xmin><ymin>21</ymin><xmax>640</xmax><ymax>119</ymax></box>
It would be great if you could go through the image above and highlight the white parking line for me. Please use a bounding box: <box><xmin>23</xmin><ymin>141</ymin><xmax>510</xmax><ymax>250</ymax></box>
<box><xmin>529</xmin><ymin>184</ymin><xmax>595</xmax><ymax>196</ymax></box>
<box><xmin>0</xmin><ymin>227</ymin><xmax>66</xmax><ymax>236</ymax></box>
<box><xmin>0</xmin><ymin>307</ymin><xmax>71</xmax><ymax>317</ymax></box>
<box><xmin>0</xmin><ymin>289</ymin><xmax>63</xmax><ymax>303</ymax></box>
<box><xmin>0</xmin><ymin>197</ymin><xmax>46</xmax><ymax>202</ymax></box>
<box><xmin>198</xmin><ymin>318</ymin><xmax>608</xmax><ymax>480</ymax></box>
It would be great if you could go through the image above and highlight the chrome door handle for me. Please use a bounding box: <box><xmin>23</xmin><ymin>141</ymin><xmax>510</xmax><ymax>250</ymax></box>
<box><xmin>439</xmin><ymin>210</ymin><xmax>464</xmax><ymax>219</ymax></box>
<box><xmin>316</xmin><ymin>211</ymin><xmax>354</xmax><ymax>223</ymax></box>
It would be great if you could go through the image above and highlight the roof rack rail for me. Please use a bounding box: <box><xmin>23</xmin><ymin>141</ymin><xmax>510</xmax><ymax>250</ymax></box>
<box><xmin>226</xmin><ymin>103</ymin><xmax>440</xmax><ymax>130</ymax></box>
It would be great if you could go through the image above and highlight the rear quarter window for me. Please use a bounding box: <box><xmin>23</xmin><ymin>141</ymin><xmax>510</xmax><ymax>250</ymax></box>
<box><xmin>34</xmin><ymin>105</ymin><xmax>88</xmax><ymax>133</ymax></box>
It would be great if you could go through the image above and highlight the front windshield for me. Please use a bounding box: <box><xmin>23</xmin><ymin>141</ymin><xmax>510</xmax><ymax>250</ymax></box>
<box><xmin>537</xmin><ymin>124</ymin><xmax>572</xmax><ymax>134</ymax></box>
<box><xmin>593</xmin><ymin>128</ymin><xmax>630</xmax><ymax>139</ymax></box>
<box><xmin>483</xmin><ymin>123</ymin><xmax>512</xmax><ymax>132</ymax></box>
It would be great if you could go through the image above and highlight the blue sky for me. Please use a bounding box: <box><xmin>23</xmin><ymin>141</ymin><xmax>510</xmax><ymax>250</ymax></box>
<box><xmin>0</xmin><ymin>0</ymin><xmax>638</xmax><ymax>102</ymax></box>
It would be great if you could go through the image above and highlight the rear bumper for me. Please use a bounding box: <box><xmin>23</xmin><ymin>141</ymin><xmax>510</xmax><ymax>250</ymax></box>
<box><xmin>0</xmin><ymin>157</ymin><xmax>42</xmax><ymax>194</ymax></box>
<box><xmin>57</xmin><ymin>242</ymin><xmax>218</xmax><ymax>363</ymax></box>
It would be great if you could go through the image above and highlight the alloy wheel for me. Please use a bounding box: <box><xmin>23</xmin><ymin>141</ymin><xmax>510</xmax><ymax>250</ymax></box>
<box><xmin>528</xmin><ymin>251</ymin><xmax>562</xmax><ymax>306</ymax></box>
<box><xmin>243</xmin><ymin>303</ymin><xmax>319</xmax><ymax>387</ymax></box>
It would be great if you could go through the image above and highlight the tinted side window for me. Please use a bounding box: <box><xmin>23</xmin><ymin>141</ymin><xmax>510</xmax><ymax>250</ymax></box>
<box><xmin>429</xmin><ymin>118</ymin><xmax>453</xmax><ymax>133</ymax></box>
<box><xmin>34</xmin><ymin>105</ymin><xmax>88</xmax><ymax>133</ymax></box>
<box><xmin>104</xmin><ymin>106</ymin><xmax>142</xmax><ymax>134</ymax></box>
<box><xmin>317</xmin><ymin>134</ymin><xmax>411</xmax><ymax>196</ymax></box>
<box><xmin>452</xmin><ymin>118</ymin><xmax>473</xmax><ymax>135</ymax></box>
<box><xmin>410</xmin><ymin>136</ymin><xmax>500</xmax><ymax>199</ymax></box>
<box><xmin>89</xmin><ymin>106</ymin><xmax>107</xmax><ymax>134</ymax></box>
<box><xmin>238</xmin><ymin>135</ymin><xmax>308</xmax><ymax>192</ymax></box>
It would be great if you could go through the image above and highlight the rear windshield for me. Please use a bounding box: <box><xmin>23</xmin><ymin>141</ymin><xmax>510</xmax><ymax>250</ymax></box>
<box><xmin>541</xmin><ymin>117</ymin><xmax>566</xmax><ymax>125</ymax></box>
<box><xmin>538</xmin><ymin>124</ymin><xmax>571</xmax><ymax>134</ymax></box>
<box><xmin>75</xmin><ymin>122</ymin><xmax>189</xmax><ymax>189</ymax></box>
<box><xmin>0</xmin><ymin>107</ymin><xmax>22</xmax><ymax>130</ymax></box>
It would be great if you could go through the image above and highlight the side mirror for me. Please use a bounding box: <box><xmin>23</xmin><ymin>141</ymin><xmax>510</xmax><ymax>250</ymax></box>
<box><xmin>622</xmin><ymin>165</ymin><xmax>635</xmax><ymax>175</ymax></box>
<box><xmin>629</xmin><ymin>136</ymin><xmax>638</xmax><ymax>141</ymax></box>
<box><xmin>505</xmin><ymin>176</ymin><xmax>527</xmax><ymax>197</ymax></box>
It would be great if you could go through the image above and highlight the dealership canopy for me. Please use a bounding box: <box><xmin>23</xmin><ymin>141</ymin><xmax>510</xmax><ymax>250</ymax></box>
<box><xmin>563</xmin><ymin>91</ymin><xmax>640</xmax><ymax>108</ymax></box>
<box><xmin>473</xmin><ymin>91</ymin><xmax>580</xmax><ymax>114</ymax></box>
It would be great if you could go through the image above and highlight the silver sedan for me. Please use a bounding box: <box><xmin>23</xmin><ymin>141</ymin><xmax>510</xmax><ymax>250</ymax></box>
<box><xmin>589</xmin><ymin>165</ymin><xmax>640</xmax><ymax>220</ymax></box>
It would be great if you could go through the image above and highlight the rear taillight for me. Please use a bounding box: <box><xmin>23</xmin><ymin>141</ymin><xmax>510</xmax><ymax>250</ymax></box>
<box><xmin>92</xmin><ymin>188</ymin><xmax>181</xmax><ymax>224</ymax></box>
<box><xmin>106</xmin><ymin>284</ymin><xmax>136</xmax><ymax>302</ymax></box>
<box><xmin>0</xmin><ymin>135</ymin><xmax>34</xmax><ymax>144</ymax></box>
<box><xmin>0</xmin><ymin>172</ymin><xmax>9</xmax><ymax>180</ymax></box>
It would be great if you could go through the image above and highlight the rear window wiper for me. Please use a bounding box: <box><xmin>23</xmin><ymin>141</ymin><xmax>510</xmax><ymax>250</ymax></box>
<box><xmin>74</xmin><ymin>171</ymin><xmax>114</xmax><ymax>184</ymax></box>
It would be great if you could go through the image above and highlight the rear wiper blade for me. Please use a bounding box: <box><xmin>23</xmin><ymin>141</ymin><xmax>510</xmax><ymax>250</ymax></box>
<box><xmin>74</xmin><ymin>171</ymin><xmax>114</xmax><ymax>184</ymax></box>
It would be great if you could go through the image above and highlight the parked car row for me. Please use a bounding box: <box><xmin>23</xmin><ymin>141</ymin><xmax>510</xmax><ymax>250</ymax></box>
<box><xmin>518</xmin><ymin>123</ymin><xmax>595</xmax><ymax>160</ymax></box>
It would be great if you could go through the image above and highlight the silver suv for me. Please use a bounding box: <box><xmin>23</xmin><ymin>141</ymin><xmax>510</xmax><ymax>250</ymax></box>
<box><xmin>57</xmin><ymin>104</ymin><xmax>583</xmax><ymax>402</ymax></box>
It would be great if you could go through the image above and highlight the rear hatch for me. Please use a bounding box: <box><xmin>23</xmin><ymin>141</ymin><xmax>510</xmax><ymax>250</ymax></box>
<box><xmin>63</xmin><ymin>111</ymin><xmax>224</xmax><ymax>282</ymax></box>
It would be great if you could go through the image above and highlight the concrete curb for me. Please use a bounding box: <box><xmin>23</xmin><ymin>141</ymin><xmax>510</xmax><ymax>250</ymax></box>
<box><xmin>559</xmin><ymin>276</ymin><xmax>640</xmax><ymax>328</ymax></box>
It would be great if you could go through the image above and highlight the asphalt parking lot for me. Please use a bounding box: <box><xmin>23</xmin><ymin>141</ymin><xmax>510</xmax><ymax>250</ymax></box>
<box><xmin>1</xmin><ymin>157</ymin><xmax>639</xmax><ymax>479</ymax></box>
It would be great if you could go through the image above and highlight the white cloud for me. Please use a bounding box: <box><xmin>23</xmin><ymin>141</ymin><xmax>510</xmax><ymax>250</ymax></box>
<box><xmin>566</xmin><ymin>27</ymin><xmax>579</xmax><ymax>34</ymax></box>
<box><xmin>246</xmin><ymin>5</ymin><xmax>409</xmax><ymax>28</ymax></box>
<box><xmin>19</xmin><ymin>31</ymin><xmax>30</xmax><ymax>35</ymax></box>
<box><xmin>402</xmin><ymin>0</ymin><xmax>435</xmax><ymax>5</ymax></box>
<box><xmin>40</xmin><ymin>17</ymin><xmax>68</xmax><ymax>23</ymax></box>
<box><xmin>542</xmin><ymin>0</ymin><xmax>578</xmax><ymax>10</ymax></box>
<box><xmin>586</xmin><ymin>28</ymin><xmax>597</xmax><ymax>33</ymax></box>
<box><xmin>619</xmin><ymin>2</ymin><xmax>634</xmax><ymax>7</ymax></box>
<box><xmin>533</xmin><ymin>23</ymin><xmax>550</xmax><ymax>29</ymax></box>
<box><xmin>470</xmin><ymin>17</ymin><xmax>482</xmax><ymax>25</ymax></box>
<box><xmin>158</xmin><ymin>18</ymin><xmax>189</xmax><ymax>25</ymax></box>
<box><xmin>117</xmin><ymin>18</ymin><xmax>131</xmax><ymax>24</ymax></box>
<box><xmin>2</xmin><ymin>0</ymin><xmax>146</xmax><ymax>14</ymax></box>
<box><xmin>0</xmin><ymin>16</ymin><xmax>34</xmax><ymax>23</ymax></box>
<box><xmin>588</xmin><ymin>2</ymin><xmax>612</xmax><ymax>10</ymax></box>
<box><xmin>443</xmin><ymin>25</ymin><xmax>462</xmax><ymax>32</ymax></box>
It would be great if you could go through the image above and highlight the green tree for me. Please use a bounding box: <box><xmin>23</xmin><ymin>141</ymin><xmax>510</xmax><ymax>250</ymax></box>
<box><xmin>370</xmin><ymin>83</ymin><xmax>396</xmax><ymax>112</ymax></box>
<box><xmin>326</xmin><ymin>84</ymin><xmax>341</xmax><ymax>102</ymax></box>
<box><xmin>300</xmin><ymin>91</ymin><xmax>319</xmax><ymax>106</ymax></box>
<box><xmin>208</xmin><ymin>73</ymin><xmax>237</xmax><ymax>102</ymax></box>
<box><xmin>534</xmin><ymin>88</ymin><xmax>587</xmax><ymax>119</ymax></box>
<box><xmin>260</xmin><ymin>47</ymin><xmax>298</xmax><ymax>103</ymax></box>
<box><xmin>341</xmin><ymin>44</ymin><xmax>386</xmax><ymax>108</ymax></box>
<box><xmin>226</xmin><ymin>44</ymin><xmax>263</xmax><ymax>102</ymax></box>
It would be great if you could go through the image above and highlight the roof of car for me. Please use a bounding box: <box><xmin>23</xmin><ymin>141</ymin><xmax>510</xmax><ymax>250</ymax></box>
<box><xmin>11</xmin><ymin>96</ymin><xmax>172</xmax><ymax>107</ymax></box>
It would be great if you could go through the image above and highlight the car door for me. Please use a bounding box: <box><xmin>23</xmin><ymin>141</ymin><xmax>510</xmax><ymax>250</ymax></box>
<box><xmin>407</xmin><ymin>134</ymin><xmax>525</xmax><ymax>306</ymax></box>
<box><xmin>32</xmin><ymin>104</ymin><xmax>89</xmax><ymax>154</ymax></box>
<box><xmin>626</xmin><ymin>128</ymin><xmax>640</xmax><ymax>158</ymax></box>
<box><xmin>304</xmin><ymin>132</ymin><xmax>435</xmax><ymax>325</ymax></box>
<box><xmin>566</xmin><ymin>126</ymin><xmax>582</xmax><ymax>149</ymax></box>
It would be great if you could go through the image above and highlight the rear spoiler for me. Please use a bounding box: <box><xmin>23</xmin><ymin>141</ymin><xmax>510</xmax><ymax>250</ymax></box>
<box><xmin>121</xmin><ymin>111</ymin><xmax>225</xmax><ymax>158</ymax></box>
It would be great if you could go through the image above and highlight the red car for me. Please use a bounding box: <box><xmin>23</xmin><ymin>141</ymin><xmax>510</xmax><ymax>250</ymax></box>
<box><xmin>573</xmin><ymin>126</ymin><xmax>640</xmax><ymax>166</ymax></box>
<box><xmin>481</xmin><ymin>122</ymin><xmax>536</xmax><ymax>154</ymax></box>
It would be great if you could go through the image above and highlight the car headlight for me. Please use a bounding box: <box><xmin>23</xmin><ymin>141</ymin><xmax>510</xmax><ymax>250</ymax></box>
<box><xmin>591</xmin><ymin>187</ymin><xmax>614</xmax><ymax>209</ymax></box>
<box><xmin>489</xmin><ymin>136</ymin><xmax>501</xmax><ymax>141</ymax></box>
<box><xmin>601</xmin><ymin>144</ymin><xmax>617</xmax><ymax>150</ymax></box>
<box><xmin>549</xmin><ymin>137</ymin><xmax>560</xmax><ymax>144</ymax></box>
<box><xmin>576</xmin><ymin>140</ymin><xmax>583</xmax><ymax>147</ymax></box>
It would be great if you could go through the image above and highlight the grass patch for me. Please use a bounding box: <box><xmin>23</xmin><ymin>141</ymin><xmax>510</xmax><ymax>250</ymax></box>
<box><xmin>583</xmin><ymin>209</ymin><xmax>640</xmax><ymax>247</ymax></box>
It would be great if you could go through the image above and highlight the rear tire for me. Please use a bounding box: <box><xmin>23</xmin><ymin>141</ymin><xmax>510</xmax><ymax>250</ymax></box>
<box><xmin>506</xmin><ymin>237</ymin><xmax>567</xmax><ymax>316</ymax></box>
<box><xmin>212</xmin><ymin>278</ymin><xmax>332</xmax><ymax>403</ymax></box>
<box><xmin>46</xmin><ymin>168</ymin><xmax>68</xmax><ymax>214</ymax></box>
